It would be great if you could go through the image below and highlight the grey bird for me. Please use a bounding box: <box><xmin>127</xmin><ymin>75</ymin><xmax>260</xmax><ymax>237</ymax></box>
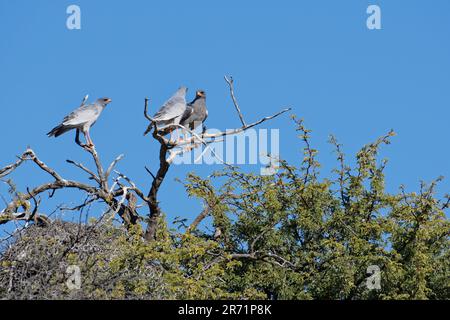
<box><xmin>143</xmin><ymin>87</ymin><xmax>188</xmax><ymax>138</ymax></box>
<box><xmin>47</xmin><ymin>97</ymin><xmax>112</xmax><ymax>147</ymax></box>
<box><xmin>180</xmin><ymin>90</ymin><xmax>208</xmax><ymax>131</ymax></box>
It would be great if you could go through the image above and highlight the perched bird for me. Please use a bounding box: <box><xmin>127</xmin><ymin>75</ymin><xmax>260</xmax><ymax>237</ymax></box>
<box><xmin>180</xmin><ymin>90</ymin><xmax>208</xmax><ymax>131</ymax></box>
<box><xmin>47</xmin><ymin>97</ymin><xmax>112</xmax><ymax>148</ymax></box>
<box><xmin>143</xmin><ymin>87</ymin><xmax>188</xmax><ymax>139</ymax></box>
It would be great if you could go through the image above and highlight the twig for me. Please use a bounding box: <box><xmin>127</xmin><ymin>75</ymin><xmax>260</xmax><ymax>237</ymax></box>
<box><xmin>84</xmin><ymin>146</ymin><xmax>107</xmax><ymax>191</ymax></box>
<box><xmin>26</xmin><ymin>149</ymin><xmax>65</xmax><ymax>182</ymax></box>
<box><xmin>66</xmin><ymin>159</ymin><xmax>101</xmax><ymax>184</ymax></box>
<box><xmin>60</xmin><ymin>197</ymin><xmax>97</xmax><ymax>211</ymax></box>
<box><xmin>144</xmin><ymin>166</ymin><xmax>156</xmax><ymax>180</ymax></box>
<box><xmin>105</xmin><ymin>154</ymin><xmax>124</xmax><ymax>180</ymax></box>
<box><xmin>0</xmin><ymin>157</ymin><xmax>26</xmax><ymax>179</ymax></box>
<box><xmin>175</xmin><ymin>107</ymin><xmax>291</xmax><ymax>148</ymax></box>
<box><xmin>167</xmin><ymin>124</ymin><xmax>231</xmax><ymax>166</ymax></box>
<box><xmin>142</xmin><ymin>78</ymin><xmax>291</xmax><ymax>241</ymax></box>
<box><xmin>224</xmin><ymin>76</ymin><xmax>246</xmax><ymax>127</ymax></box>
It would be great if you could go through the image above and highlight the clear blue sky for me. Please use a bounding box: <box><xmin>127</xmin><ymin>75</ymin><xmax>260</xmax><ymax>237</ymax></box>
<box><xmin>1</xmin><ymin>0</ymin><xmax>449</xmax><ymax>233</ymax></box>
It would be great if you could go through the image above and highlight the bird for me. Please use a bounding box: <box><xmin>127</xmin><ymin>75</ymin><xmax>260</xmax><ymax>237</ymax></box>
<box><xmin>47</xmin><ymin>97</ymin><xmax>112</xmax><ymax>148</ymax></box>
<box><xmin>143</xmin><ymin>87</ymin><xmax>188</xmax><ymax>140</ymax></box>
<box><xmin>180</xmin><ymin>90</ymin><xmax>208</xmax><ymax>132</ymax></box>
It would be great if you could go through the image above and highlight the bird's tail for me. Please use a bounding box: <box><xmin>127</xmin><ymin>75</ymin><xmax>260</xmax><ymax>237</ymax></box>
<box><xmin>143</xmin><ymin>124</ymin><xmax>153</xmax><ymax>136</ymax></box>
<box><xmin>47</xmin><ymin>124</ymin><xmax>71</xmax><ymax>138</ymax></box>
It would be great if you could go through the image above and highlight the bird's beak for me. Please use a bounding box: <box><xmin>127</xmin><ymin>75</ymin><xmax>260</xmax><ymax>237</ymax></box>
<box><xmin>106</xmin><ymin>98</ymin><xmax>112</xmax><ymax>104</ymax></box>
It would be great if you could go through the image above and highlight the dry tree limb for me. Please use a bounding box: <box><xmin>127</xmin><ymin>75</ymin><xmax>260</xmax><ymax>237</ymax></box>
<box><xmin>85</xmin><ymin>147</ymin><xmax>108</xmax><ymax>191</ymax></box>
<box><xmin>66</xmin><ymin>159</ymin><xmax>101</xmax><ymax>184</ymax></box>
<box><xmin>60</xmin><ymin>197</ymin><xmax>98</xmax><ymax>212</ymax></box>
<box><xmin>24</xmin><ymin>148</ymin><xmax>65</xmax><ymax>182</ymax></box>
<box><xmin>188</xmin><ymin>206</ymin><xmax>210</xmax><ymax>232</ymax></box>
<box><xmin>224</xmin><ymin>75</ymin><xmax>246</xmax><ymax>127</ymax></box>
<box><xmin>166</xmin><ymin>123</ymin><xmax>231</xmax><ymax>166</ymax></box>
<box><xmin>142</xmin><ymin>76</ymin><xmax>291</xmax><ymax>241</ymax></box>
<box><xmin>175</xmin><ymin>107</ymin><xmax>291</xmax><ymax>148</ymax></box>
<box><xmin>1</xmin><ymin>78</ymin><xmax>291</xmax><ymax>242</ymax></box>
<box><xmin>0</xmin><ymin>147</ymin><xmax>143</xmax><ymax>228</ymax></box>
<box><xmin>0</xmin><ymin>157</ymin><xmax>27</xmax><ymax>179</ymax></box>
<box><xmin>105</xmin><ymin>154</ymin><xmax>125</xmax><ymax>180</ymax></box>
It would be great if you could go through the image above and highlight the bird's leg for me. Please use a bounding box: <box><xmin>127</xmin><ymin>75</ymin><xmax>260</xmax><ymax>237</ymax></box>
<box><xmin>75</xmin><ymin>129</ymin><xmax>86</xmax><ymax>148</ymax></box>
<box><xmin>175</xmin><ymin>128</ymin><xmax>180</xmax><ymax>143</ymax></box>
<box><xmin>84</xmin><ymin>131</ymin><xmax>94</xmax><ymax>148</ymax></box>
<box><xmin>176</xmin><ymin>128</ymin><xmax>185</xmax><ymax>144</ymax></box>
<box><xmin>83</xmin><ymin>131</ymin><xmax>94</xmax><ymax>148</ymax></box>
<box><xmin>169</xmin><ymin>129</ymin><xmax>177</xmax><ymax>145</ymax></box>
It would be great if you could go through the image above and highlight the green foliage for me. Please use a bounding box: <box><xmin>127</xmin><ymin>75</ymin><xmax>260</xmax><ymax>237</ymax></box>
<box><xmin>1</xmin><ymin>119</ymin><xmax>448</xmax><ymax>300</ymax></box>
<box><xmin>177</xmin><ymin>118</ymin><xmax>448</xmax><ymax>300</ymax></box>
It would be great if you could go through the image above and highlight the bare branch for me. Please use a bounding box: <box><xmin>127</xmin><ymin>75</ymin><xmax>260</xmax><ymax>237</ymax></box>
<box><xmin>105</xmin><ymin>154</ymin><xmax>124</xmax><ymax>180</ymax></box>
<box><xmin>144</xmin><ymin>166</ymin><xmax>156</xmax><ymax>180</ymax></box>
<box><xmin>224</xmin><ymin>76</ymin><xmax>246</xmax><ymax>127</ymax></box>
<box><xmin>0</xmin><ymin>157</ymin><xmax>26</xmax><ymax>179</ymax></box>
<box><xmin>60</xmin><ymin>197</ymin><xmax>97</xmax><ymax>211</ymax></box>
<box><xmin>107</xmin><ymin>187</ymin><xmax>129</xmax><ymax>222</ymax></box>
<box><xmin>144</xmin><ymin>97</ymin><xmax>154</xmax><ymax>122</ymax></box>
<box><xmin>26</xmin><ymin>187</ymin><xmax>41</xmax><ymax>223</ymax></box>
<box><xmin>175</xmin><ymin>107</ymin><xmax>291</xmax><ymax>148</ymax></box>
<box><xmin>66</xmin><ymin>159</ymin><xmax>101</xmax><ymax>184</ymax></box>
<box><xmin>25</xmin><ymin>149</ymin><xmax>65</xmax><ymax>182</ymax></box>
<box><xmin>142</xmin><ymin>77</ymin><xmax>291</xmax><ymax>241</ymax></box>
<box><xmin>166</xmin><ymin>124</ymin><xmax>230</xmax><ymax>166</ymax></box>
<box><xmin>113</xmin><ymin>170</ymin><xmax>148</xmax><ymax>203</ymax></box>
<box><xmin>82</xmin><ymin>146</ymin><xmax>107</xmax><ymax>191</ymax></box>
<box><xmin>145</xmin><ymin>134</ymin><xmax>170</xmax><ymax>241</ymax></box>
<box><xmin>188</xmin><ymin>206</ymin><xmax>210</xmax><ymax>232</ymax></box>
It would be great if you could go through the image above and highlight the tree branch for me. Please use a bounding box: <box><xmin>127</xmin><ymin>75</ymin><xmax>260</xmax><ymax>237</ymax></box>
<box><xmin>224</xmin><ymin>76</ymin><xmax>246</xmax><ymax>127</ymax></box>
<box><xmin>142</xmin><ymin>77</ymin><xmax>291</xmax><ymax>241</ymax></box>
<box><xmin>66</xmin><ymin>159</ymin><xmax>101</xmax><ymax>184</ymax></box>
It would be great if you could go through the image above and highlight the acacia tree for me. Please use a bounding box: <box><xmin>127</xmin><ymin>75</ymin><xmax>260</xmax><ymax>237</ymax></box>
<box><xmin>174</xmin><ymin>118</ymin><xmax>449</xmax><ymax>299</ymax></box>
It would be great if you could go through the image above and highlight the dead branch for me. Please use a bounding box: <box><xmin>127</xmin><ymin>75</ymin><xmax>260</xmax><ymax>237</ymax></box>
<box><xmin>175</xmin><ymin>106</ymin><xmax>291</xmax><ymax>148</ymax></box>
<box><xmin>224</xmin><ymin>76</ymin><xmax>246</xmax><ymax>126</ymax></box>
<box><xmin>105</xmin><ymin>154</ymin><xmax>124</xmax><ymax>180</ymax></box>
<box><xmin>1</xmin><ymin>77</ymin><xmax>291</xmax><ymax>242</ymax></box>
<box><xmin>142</xmin><ymin>76</ymin><xmax>291</xmax><ymax>241</ymax></box>
<box><xmin>0</xmin><ymin>157</ymin><xmax>26</xmax><ymax>179</ymax></box>
<box><xmin>188</xmin><ymin>206</ymin><xmax>210</xmax><ymax>232</ymax></box>
<box><xmin>85</xmin><ymin>147</ymin><xmax>108</xmax><ymax>191</ymax></box>
<box><xmin>66</xmin><ymin>159</ymin><xmax>101</xmax><ymax>184</ymax></box>
<box><xmin>0</xmin><ymin>147</ymin><xmax>143</xmax><ymax>228</ymax></box>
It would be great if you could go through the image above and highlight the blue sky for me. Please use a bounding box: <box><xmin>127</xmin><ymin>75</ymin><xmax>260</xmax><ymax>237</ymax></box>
<box><xmin>0</xmin><ymin>0</ymin><xmax>449</xmax><ymax>233</ymax></box>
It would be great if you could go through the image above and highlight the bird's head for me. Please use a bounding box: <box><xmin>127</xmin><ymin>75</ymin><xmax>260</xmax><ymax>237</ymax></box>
<box><xmin>97</xmin><ymin>97</ymin><xmax>112</xmax><ymax>106</ymax></box>
<box><xmin>196</xmin><ymin>90</ymin><xmax>206</xmax><ymax>98</ymax></box>
<box><xmin>178</xmin><ymin>86</ymin><xmax>188</xmax><ymax>94</ymax></box>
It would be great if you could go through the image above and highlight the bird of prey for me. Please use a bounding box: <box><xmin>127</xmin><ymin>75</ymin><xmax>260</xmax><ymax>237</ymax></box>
<box><xmin>180</xmin><ymin>90</ymin><xmax>208</xmax><ymax>131</ymax></box>
<box><xmin>143</xmin><ymin>87</ymin><xmax>188</xmax><ymax>139</ymax></box>
<box><xmin>47</xmin><ymin>97</ymin><xmax>112</xmax><ymax>148</ymax></box>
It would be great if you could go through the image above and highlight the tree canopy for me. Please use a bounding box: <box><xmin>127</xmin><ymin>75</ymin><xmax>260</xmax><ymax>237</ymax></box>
<box><xmin>0</xmin><ymin>118</ymin><xmax>448</xmax><ymax>300</ymax></box>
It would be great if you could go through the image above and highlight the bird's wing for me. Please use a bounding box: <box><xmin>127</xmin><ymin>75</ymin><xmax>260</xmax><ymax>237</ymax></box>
<box><xmin>179</xmin><ymin>105</ymin><xmax>194</xmax><ymax>125</ymax></box>
<box><xmin>153</xmin><ymin>91</ymin><xmax>186</xmax><ymax>122</ymax></box>
<box><xmin>182</xmin><ymin>99</ymin><xmax>208</xmax><ymax>129</ymax></box>
<box><xmin>62</xmin><ymin>104</ymin><xmax>100</xmax><ymax>126</ymax></box>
